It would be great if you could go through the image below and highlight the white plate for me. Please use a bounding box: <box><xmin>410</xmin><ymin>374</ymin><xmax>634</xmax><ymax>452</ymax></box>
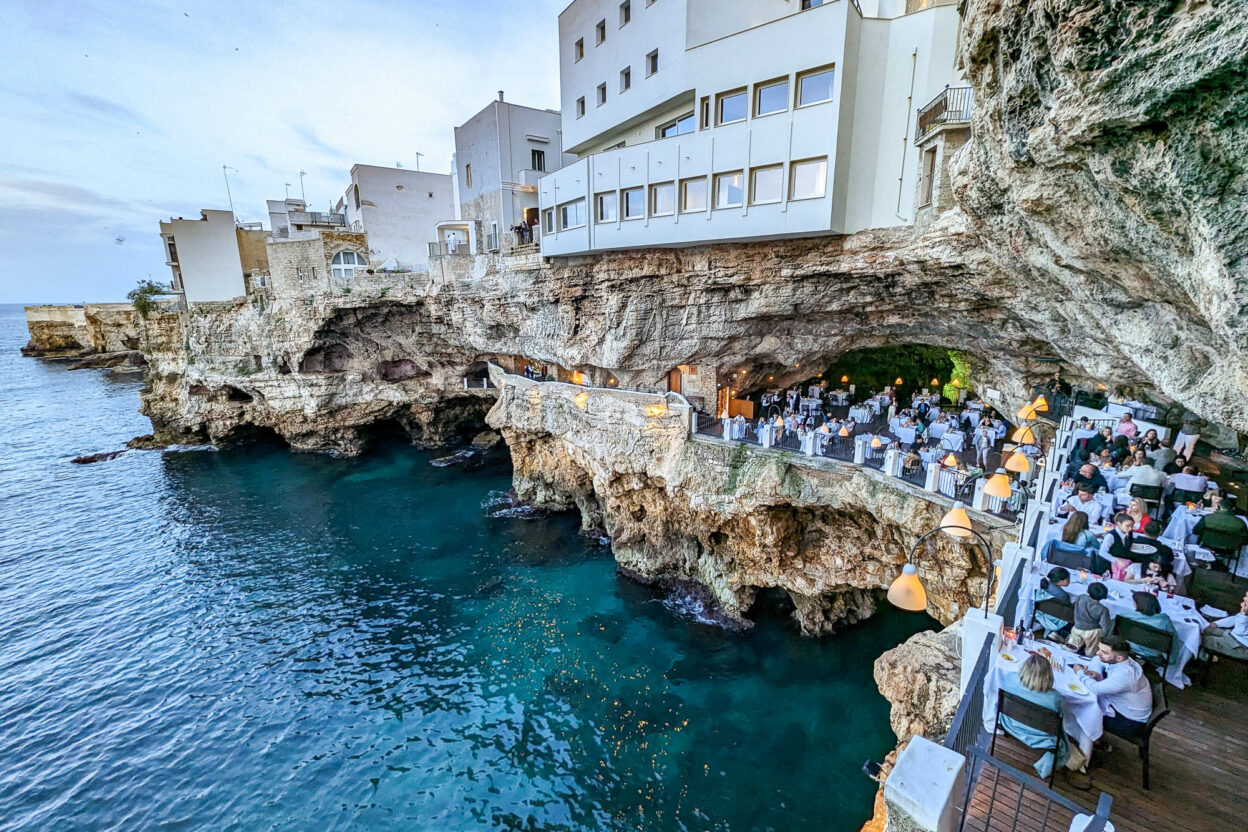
<box><xmin>1066</xmin><ymin>682</ymin><xmax>1090</xmax><ymax>696</ymax></box>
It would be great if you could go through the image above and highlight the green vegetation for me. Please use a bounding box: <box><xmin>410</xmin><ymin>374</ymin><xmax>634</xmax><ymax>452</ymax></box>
<box><xmin>724</xmin><ymin>443</ymin><xmax>750</xmax><ymax>494</ymax></box>
<box><xmin>127</xmin><ymin>279</ymin><xmax>168</xmax><ymax>318</ymax></box>
<box><xmin>943</xmin><ymin>350</ymin><xmax>973</xmax><ymax>402</ymax></box>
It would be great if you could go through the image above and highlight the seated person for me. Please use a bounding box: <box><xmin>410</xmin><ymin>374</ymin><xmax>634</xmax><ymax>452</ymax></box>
<box><xmin>1162</xmin><ymin>453</ymin><xmax>1187</xmax><ymax>476</ymax></box>
<box><xmin>1125</xmin><ymin>497</ymin><xmax>1152</xmax><ymax>533</ymax></box>
<box><xmin>1148</xmin><ymin>438</ymin><xmax>1176</xmax><ymax>470</ymax></box>
<box><xmin>1058</xmin><ymin>485</ymin><xmax>1108</xmax><ymax>527</ymax></box>
<box><xmin>1193</xmin><ymin>501</ymin><xmax>1248</xmax><ymax>555</ymax></box>
<box><xmin>999</xmin><ymin>654</ymin><xmax>1069</xmax><ymax>779</ymax></box>
<box><xmin>1033</xmin><ymin>567</ymin><xmax>1073</xmax><ymax>638</ymax></box>
<box><xmin>1071</xmin><ymin>463</ymin><xmax>1109</xmax><ymax>494</ymax></box>
<box><xmin>1063</xmin><ymin>447</ymin><xmax>1091</xmax><ymax>480</ymax></box>
<box><xmin>1070</xmin><ymin>583</ymin><xmax>1112</xmax><ymax>655</ymax></box>
<box><xmin>1099</xmin><ymin>513</ymin><xmax>1137</xmax><ymax>581</ymax></box>
<box><xmin>1127</xmin><ymin>521</ymin><xmax>1174</xmax><ymax>567</ymax></box>
<box><xmin>1201</xmin><ymin>590</ymin><xmax>1248</xmax><ymax>661</ymax></box>
<box><xmin>1059</xmin><ymin>510</ymin><xmax>1100</xmax><ymax>551</ymax></box>
<box><xmin>1074</xmin><ymin>636</ymin><xmax>1154</xmax><ymax>742</ymax></box>
<box><xmin>1118</xmin><ymin>591</ymin><xmax>1179</xmax><ymax>670</ymax></box>
<box><xmin>1108</xmin><ymin>436</ymin><xmax>1133</xmax><ymax>465</ymax></box>
<box><xmin>1085</xmin><ymin>427</ymin><xmax>1113</xmax><ymax>456</ymax></box>
<box><xmin>1123</xmin><ymin>456</ymin><xmax>1166</xmax><ymax>492</ymax></box>
<box><xmin>1169</xmin><ymin>465</ymin><xmax>1210</xmax><ymax>497</ymax></box>
<box><xmin>1137</xmin><ymin>429</ymin><xmax>1162</xmax><ymax>452</ymax></box>
<box><xmin>1126</xmin><ymin>555</ymin><xmax>1177</xmax><ymax>593</ymax></box>
<box><xmin>1114</xmin><ymin>413</ymin><xmax>1139</xmax><ymax>439</ymax></box>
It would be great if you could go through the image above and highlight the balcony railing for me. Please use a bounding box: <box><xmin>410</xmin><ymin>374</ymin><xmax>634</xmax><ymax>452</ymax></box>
<box><xmin>486</xmin><ymin>231</ymin><xmax>500</xmax><ymax>252</ymax></box>
<box><xmin>427</xmin><ymin>241</ymin><xmax>472</xmax><ymax>257</ymax></box>
<box><xmin>916</xmin><ymin>86</ymin><xmax>972</xmax><ymax>142</ymax></box>
<box><xmin>288</xmin><ymin>211</ymin><xmax>346</xmax><ymax>228</ymax></box>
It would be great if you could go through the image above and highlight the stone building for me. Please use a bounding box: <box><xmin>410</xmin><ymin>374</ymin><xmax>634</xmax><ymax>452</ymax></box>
<box><xmin>265</xmin><ymin>229</ymin><xmax>369</xmax><ymax>297</ymax></box>
<box><xmin>159</xmin><ymin>209</ymin><xmax>269</xmax><ymax>304</ymax></box>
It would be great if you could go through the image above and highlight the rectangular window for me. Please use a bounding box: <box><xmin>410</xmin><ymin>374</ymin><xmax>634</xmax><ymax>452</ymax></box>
<box><xmin>797</xmin><ymin>66</ymin><xmax>835</xmax><ymax>107</ymax></box>
<box><xmin>543</xmin><ymin>209</ymin><xmax>555</xmax><ymax>233</ymax></box>
<box><xmin>559</xmin><ymin>198</ymin><xmax>587</xmax><ymax>230</ymax></box>
<box><xmin>920</xmin><ymin>147</ymin><xmax>937</xmax><ymax>206</ymax></box>
<box><xmin>789</xmin><ymin>157</ymin><xmax>828</xmax><ymax>200</ymax></box>
<box><xmin>574</xmin><ymin>38</ymin><xmax>584</xmax><ymax>61</ymax></box>
<box><xmin>622</xmin><ymin>187</ymin><xmax>644</xmax><ymax>219</ymax></box>
<box><xmin>714</xmin><ymin>171</ymin><xmax>744</xmax><ymax>208</ymax></box>
<box><xmin>680</xmin><ymin>177</ymin><xmax>708</xmax><ymax>213</ymax></box>
<box><xmin>801</xmin><ymin>0</ymin><xmax>825</xmax><ymax>8</ymax></box>
<box><xmin>646</xmin><ymin>49</ymin><xmax>659</xmax><ymax>76</ymax></box>
<box><xmin>717</xmin><ymin>89</ymin><xmax>747</xmax><ymax>125</ymax></box>
<box><xmin>755</xmin><ymin>79</ymin><xmax>789</xmax><ymax>117</ymax></box>
<box><xmin>750</xmin><ymin>165</ymin><xmax>784</xmax><ymax>205</ymax></box>
<box><xmin>595</xmin><ymin>19</ymin><xmax>606</xmax><ymax>44</ymax></box>
<box><xmin>650</xmin><ymin>181</ymin><xmax>675</xmax><ymax>216</ymax></box>
<box><xmin>597</xmin><ymin>83</ymin><xmax>607</xmax><ymax>106</ymax></box>
<box><xmin>620</xmin><ymin>66</ymin><xmax>631</xmax><ymax>92</ymax></box>
<box><xmin>465</xmin><ymin>163</ymin><xmax>472</xmax><ymax>188</ymax></box>
<box><xmin>657</xmin><ymin>112</ymin><xmax>694</xmax><ymax>139</ymax></box>
<box><xmin>531</xmin><ymin>149</ymin><xmax>545</xmax><ymax>172</ymax></box>
<box><xmin>619</xmin><ymin>0</ymin><xmax>631</xmax><ymax>26</ymax></box>
<box><xmin>596</xmin><ymin>192</ymin><xmax>618</xmax><ymax>222</ymax></box>
<box><xmin>576</xmin><ymin>96</ymin><xmax>586</xmax><ymax>118</ymax></box>
<box><xmin>699</xmin><ymin>96</ymin><xmax>710</xmax><ymax>130</ymax></box>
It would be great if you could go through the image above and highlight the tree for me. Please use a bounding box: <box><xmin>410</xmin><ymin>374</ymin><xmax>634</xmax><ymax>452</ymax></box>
<box><xmin>127</xmin><ymin>279</ymin><xmax>168</xmax><ymax>318</ymax></box>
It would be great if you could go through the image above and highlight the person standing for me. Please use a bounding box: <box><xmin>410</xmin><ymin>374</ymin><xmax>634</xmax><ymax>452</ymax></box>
<box><xmin>1174</xmin><ymin>409</ymin><xmax>1206</xmax><ymax>460</ymax></box>
<box><xmin>973</xmin><ymin>423</ymin><xmax>993</xmax><ymax>468</ymax></box>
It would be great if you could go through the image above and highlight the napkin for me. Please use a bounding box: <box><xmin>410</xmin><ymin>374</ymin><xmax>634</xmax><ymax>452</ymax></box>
<box><xmin>1200</xmin><ymin>605</ymin><xmax>1227</xmax><ymax>619</ymax></box>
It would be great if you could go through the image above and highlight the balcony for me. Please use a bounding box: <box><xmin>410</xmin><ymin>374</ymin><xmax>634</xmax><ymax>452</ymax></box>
<box><xmin>916</xmin><ymin>85</ymin><xmax>971</xmax><ymax>142</ymax></box>
<box><xmin>427</xmin><ymin>241</ymin><xmax>472</xmax><ymax>257</ymax></box>
<box><xmin>287</xmin><ymin>211</ymin><xmax>346</xmax><ymax>228</ymax></box>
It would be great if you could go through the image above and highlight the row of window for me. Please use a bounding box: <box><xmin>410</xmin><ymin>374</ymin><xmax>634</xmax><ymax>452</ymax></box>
<box><xmin>572</xmin><ymin>1</ymin><xmax>656</xmax><ymax>61</ymax></box>
<box><xmin>576</xmin><ymin>49</ymin><xmax>658</xmax><ymax>117</ymax></box>
<box><xmin>544</xmin><ymin>157</ymin><xmax>828</xmax><ymax>232</ymax></box>
<box><xmin>464</xmin><ymin>149</ymin><xmax>547</xmax><ymax>190</ymax></box>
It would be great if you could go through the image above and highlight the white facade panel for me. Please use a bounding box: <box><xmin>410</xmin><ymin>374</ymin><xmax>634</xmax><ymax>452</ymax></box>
<box><xmin>161</xmin><ymin>209</ymin><xmax>246</xmax><ymax>304</ymax></box>
<box><xmin>340</xmin><ymin>165</ymin><xmax>453</xmax><ymax>272</ymax></box>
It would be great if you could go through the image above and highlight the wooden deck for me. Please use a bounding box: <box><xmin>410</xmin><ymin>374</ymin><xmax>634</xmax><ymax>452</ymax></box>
<box><xmin>983</xmin><ymin>568</ymin><xmax>1248</xmax><ymax>832</ymax></box>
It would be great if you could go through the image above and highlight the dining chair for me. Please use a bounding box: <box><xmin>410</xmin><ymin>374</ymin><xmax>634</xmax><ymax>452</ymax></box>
<box><xmin>1103</xmin><ymin>680</ymin><xmax>1170</xmax><ymax>790</ymax></box>
<box><xmin>992</xmin><ymin>690</ymin><xmax>1065</xmax><ymax>787</ymax></box>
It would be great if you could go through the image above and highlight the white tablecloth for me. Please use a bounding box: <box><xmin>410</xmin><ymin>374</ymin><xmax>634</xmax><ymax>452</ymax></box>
<box><xmin>893</xmin><ymin>425</ymin><xmax>916</xmax><ymax>445</ymax></box>
<box><xmin>1107</xmin><ymin>401</ymin><xmax>1158</xmax><ymax>420</ymax></box>
<box><xmin>962</xmin><ymin>410</ymin><xmax>981</xmax><ymax>429</ymax></box>
<box><xmin>1017</xmin><ymin>564</ymin><xmax>1203</xmax><ymax>687</ymax></box>
<box><xmin>928</xmin><ymin>422</ymin><xmax>948</xmax><ymax>440</ymax></box>
<box><xmin>982</xmin><ymin>645</ymin><xmax>1102</xmax><ymax>758</ymax></box>
<box><xmin>848</xmin><ymin>405</ymin><xmax>873</xmax><ymax>424</ymax></box>
<box><xmin>866</xmin><ymin>398</ymin><xmax>884</xmax><ymax>415</ymax></box>
<box><xmin>939</xmin><ymin>431</ymin><xmax>965</xmax><ymax>452</ymax></box>
<box><xmin>829</xmin><ymin>391</ymin><xmax>849</xmax><ymax>406</ymax></box>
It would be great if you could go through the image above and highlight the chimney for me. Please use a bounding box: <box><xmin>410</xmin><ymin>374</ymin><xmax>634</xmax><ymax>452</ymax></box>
<box><xmin>498</xmin><ymin>90</ymin><xmax>505</xmax><ymax>102</ymax></box>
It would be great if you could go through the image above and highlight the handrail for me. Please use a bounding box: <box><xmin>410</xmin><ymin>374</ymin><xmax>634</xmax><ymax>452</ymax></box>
<box><xmin>917</xmin><ymin>86</ymin><xmax>972</xmax><ymax>142</ymax></box>
<box><xmin>944</xmin><ymin>638</ymin><xmax>992</xmax><ymax>756</ymax></box>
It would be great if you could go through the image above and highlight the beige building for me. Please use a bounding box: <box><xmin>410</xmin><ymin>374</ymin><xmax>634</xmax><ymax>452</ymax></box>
<box><xmin>265</xmin><ymin>229</ymin><xmax>370</xmax><ymax>296</ymax></box>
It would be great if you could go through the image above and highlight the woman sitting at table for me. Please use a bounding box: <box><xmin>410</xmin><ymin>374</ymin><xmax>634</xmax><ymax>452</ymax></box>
<box><xmin>1126</xmin><ymin>555</ymin><xmax>1177</xmax><ymax>593</ymax></box>
<box><xmin>1137</xmin><ymin>428</ymin><xmax>1161</xmax><ymax>453</ymax></box>
<box><xmin>1118</xmin><ymin>591</ymin><xmax>1180</xmax><ymax>671</ymax></box>
<box><xmin>1061</xmin><ymin>511</ymin><xmax>1100</xmax><ymax>551</ymax></box>
<box><xmin>1086</xmin><ymin>427</ymin><xmax>1113</xmax><ymax>456</ymax></box>
<box><xmin>1125</xmin><ymin>497</ymin><xmax>1152</xmax><ymax>533</ymax></box>
<box><xmin>999</xmin><ymin>654</ymin><xmax>1070</xmax><ymax>780</ymax></box>
<box><xmin>1033</xmin><ymin>567</ymin><xmax>1073</xmax><ymax>639</ymax></box>
<box><xmin>1108</xmin><ymin>435</ymin><xmax>1132</xmax><ymax>465</ymax></box>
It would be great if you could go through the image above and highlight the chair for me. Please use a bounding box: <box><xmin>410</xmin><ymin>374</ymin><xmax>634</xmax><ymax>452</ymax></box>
<box><xmin>1113</xmin><ymin>618</ymin><xmax>1175</xmax><ymax>681</ymax></box>
<box><xmin>1171</xmin><ymin>488</ymin><xmax>1205</xmax><ymax>506</ymax></box>
<box><xmin>1129</xmin><ymin>483</ymin><xmax>1164</xmax><ymax>514</ymax></box>
<box><xmin>1102</xmin><ymin>680</ymin><xmax>1170</xmax><ymax>789</ymax></box>
<box><xmin>1031</xmin><ymin>597</ymin><xmax>1075</xmax><ymax>639</ymax></box>
<box><xmin>992</xmin><ymin>690</ymin><xmax>1065</xmax><ymax>786</ymax></box>
<box><xmin>1196</xmin><ymin>527</ymin><xmax>1246</xmax><ymax>581</ymax></box>
<box><xmin>1042</xmin><ymin>539</ymin><xmax>1095</xmax><ymax>571</ymax></box>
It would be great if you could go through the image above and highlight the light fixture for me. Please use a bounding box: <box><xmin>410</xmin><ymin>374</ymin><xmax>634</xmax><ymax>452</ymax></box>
<box><xmin>984</xmin><ymin>468</ymin><xmax>1013</xmax><ymax>499</ymax></box>
<box><xmin>952</xmin><ymin>379</ymin><xmax>962</xmax><ymax>388</ymax></box>
<box><xmin>894</xmin><ymin>377</ymin><xmax>903</xmax><ymax>385</ymax></box>
<box><xmin>1003</xmin><ymin>451</ymin><xmax>1030</xmax><ymax>474</ymax></box>
<box><xmin>886</xmin><ymin>563</ymin><xmax>927</xmax><ymax>612</ymax></box>
<box><xmin>930</xmin><ymin>378</ymin><xmax>939</xmax><ymax>386</ymax></box>
<box><xmin>795</xmin><ymin>363</ymin><xmax>801</xmax><ymax>368</ymax></box>
<box><xmin>1032</xmin><ymin>395</ymin><xmax>1049</xmax><ymax>412</ymax></box>
<box><xmin>943</xmin><ymin>453</ymin><xmax>958</xmax><ymax>467</ymax></box>
<box><xmin>871</xmin><ymin>436</ymin><xmax>883</xmax><ymax>449</ymax></box>
<box><xmin>769</xmin><ymin>375</ymin><xmax>774</xmax><ymax>381</ymax></box>
<box><xmin>838</xmin><ymin>426</ymin><xmax>850</xmax><ymax>437</ymax></box>
<box><xmin>774</xmin><ymin>416</ymin><xmax>784</xmax><ymax>427</ymax></box>
<box><xmin>1016</xmin><ymin>402</ymin><xmax>1037</xmax><ymax>421</ymax></box>
<box><xmin>940</xmin><ymin>501</ymin><xmax>973</xmax><ymax>537</ymax></box>
<box><xmin>1011</xmin><ymin>425</ymin><xmax>1036</xmax><ymax>445</ymax></box>
<box><xmin>841</xmin><ymin>375</ymin><xmax>849</xmax><ymax>383</ymax></box>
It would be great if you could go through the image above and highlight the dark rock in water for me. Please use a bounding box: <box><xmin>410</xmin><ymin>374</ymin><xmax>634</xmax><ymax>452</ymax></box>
<box><xmin>617</xmin><ymin>567</ymin><xmax>748</xmax><ymax>631</ymax></box>
<box><xmin>470</xmin><ymin>430</ymin><xmax>501</xmax><ymax>450</ymax></box>
<box><xmin>430</xmin><ymin>449</ymin><xmax>476</xmax><ymax>468</ymax></box>
<box><xmin>127</xmin><ymin>434</ymin><xmax>168</xmax><ymax>451</ymax></box>
<box><xmin>67</xmin><ymin>350</ymin><xmax>146</xmax><ymax>371</ymax></box>
<box><xmin>71</xmin><ymin>449</ymin><xmax>127</xmax><ymax>464</ymax></box>
<box><xmin>474</xmin><ymin>574</ymin><xmax>506</xmax><ymax>599</ymax></box>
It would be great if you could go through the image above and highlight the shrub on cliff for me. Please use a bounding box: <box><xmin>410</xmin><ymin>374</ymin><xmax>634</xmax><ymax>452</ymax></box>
<box><xmin>127</xmin><ymin>279</ymin><xmax>168</xmax><ymax>318</ymax></box>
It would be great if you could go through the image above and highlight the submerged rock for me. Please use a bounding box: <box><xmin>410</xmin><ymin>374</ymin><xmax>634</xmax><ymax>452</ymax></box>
<box><xmin>71</xmin><ymin>449</ymin><xmax>128</xmax><ymax>465</ymax></box>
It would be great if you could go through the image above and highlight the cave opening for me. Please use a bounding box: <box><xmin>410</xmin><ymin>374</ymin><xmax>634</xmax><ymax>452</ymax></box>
<box><xmin>299</xmin><ymin>343</ymin><xmax>352</xmax><ymax>374</ymax></box>
<box><xmin>219</xmin><ymin>423</ymin><xmax>286</xmax><ymax>448</ymax></box>
<box><xmin>747</xmin><ymin>586</ymin><xmax>797</xmax><ymax>626</ymax></box>
<box><xmin>820</xmin><ymin>344</ymin><xmax>961</xmax><ymax>402</ymax></box>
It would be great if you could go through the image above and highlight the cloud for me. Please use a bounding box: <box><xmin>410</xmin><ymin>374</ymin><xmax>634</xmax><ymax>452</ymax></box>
<box><xmin>0</xmin><ymin>178</ymin><xmax>131</xmax><ymax>211</ymax></box>
<box><xmin>66</xmin><ymin>92</ymin><xmax>163</xmax><ymax>133</ymax></box>
<box><xmin>292</xmin><ymin>124</ymin><xmax>349</xmax><ymax>160</ymax></box>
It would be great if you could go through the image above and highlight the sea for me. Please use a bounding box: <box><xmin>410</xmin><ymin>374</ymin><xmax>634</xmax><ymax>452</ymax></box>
<box><xmin>0</xmin><ymin>303</ymin><xmax>935</xmax><ymax>831</ymax></box>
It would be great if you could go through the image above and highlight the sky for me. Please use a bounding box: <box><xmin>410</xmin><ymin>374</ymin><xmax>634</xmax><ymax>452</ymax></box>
<box><xmin>0</xmin><ymin>0</ymin><xmax>567</xmax><ymax>303</ymax></box>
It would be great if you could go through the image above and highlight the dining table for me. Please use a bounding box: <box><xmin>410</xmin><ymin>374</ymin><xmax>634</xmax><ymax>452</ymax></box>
<box><xmin>981</xmin><ymin>640</ymin><xmax>1103</xmax><ymax>758</ymax></box>
<box><xmin>848</xmin><ymin>405</ymin><xmax>873</xmax><ymax>424</ymax></box>
<box><xmin>939</xmin><ymin>431</ymin><xmax>965</xmax><ymax>452</ymax></box>
<box><xmin>928</xmin><ymin>422</ymin><xmax>949</xmax><ymax>440</ymax></box>
<box><xmin>1016</xmin><ymin>562</ymin><xmax>1205</xmax><ymax>687</ymax></box>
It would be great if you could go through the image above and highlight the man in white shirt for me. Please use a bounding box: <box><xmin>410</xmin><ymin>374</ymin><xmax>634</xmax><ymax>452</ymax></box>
<box><xmin>1202</xmin><ymin>590</ymin><xmax>1248</xmax><ymax>661</ymax></box>
<box><xmin>1059</xmin><ymin>486</ymin><xmax>1108</xmax><ymax>526</ymax></box>
<box><xmin>1125</xmin><ymin>461</ymin><xmax>1166</xmax><ymax>491</ymax></box>
<box><xmin>1079</xmin><ymin>636</ymin><xmax>1153</xmax><ymax>741</ymax></box>
<box><xmin>1168</xmin><ymin>467</ymin><xmax>1209</xmax><ymax>495</ymax></box>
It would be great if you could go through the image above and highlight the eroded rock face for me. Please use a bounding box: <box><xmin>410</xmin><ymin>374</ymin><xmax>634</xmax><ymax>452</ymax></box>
<box><xmin>873</xmin><ymin>623</ymin><xmax>963</xmax><ymax>745</ymax></box>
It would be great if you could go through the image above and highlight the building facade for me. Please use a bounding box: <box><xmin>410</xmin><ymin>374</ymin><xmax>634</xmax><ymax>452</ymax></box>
<box><xmin>453</xmin><ymin>95</ymin><xmax>574</xmax><ymax>251</ymax></box>
<box><xmin>159</xmin><ymin>209</ymin><xmax>268</xmax><ymax>304</ymax></box>
<box><xmin>538</xmin><ymin>0</ymin><xmax>961</xmax><ymax>257</ymax></box>
<box><xmin>334</xmin><ymin>165</ymin><xmax>454</xmax><ymax>272</ymax></box>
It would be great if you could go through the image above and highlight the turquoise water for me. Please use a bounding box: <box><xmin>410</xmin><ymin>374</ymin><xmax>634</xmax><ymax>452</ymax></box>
<box><xmin>0</xmin><ymin>304</ymin><xmax>935</xmax><ymax>831</ymax></box>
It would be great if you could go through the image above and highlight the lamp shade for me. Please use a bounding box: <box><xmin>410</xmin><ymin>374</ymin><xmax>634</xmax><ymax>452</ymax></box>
<box><xmin>1016</xmin><ymin>403</ymin><xmax>1037</xmax><ymax>421</ymax></box>
<box><xmin>1032</xmin><ymin>395</ymin><xmax>1049</xmax><ymax>412</ymax></box>
<box><xmin>952</xmin><ymin>379</ymin><xmax>962</xmax><ymax>387</ymax></box>
<box><xmin>774</xmin><ymin>416</ymin><xmax>784</xmax><ymax>426</ymax></box>
<box><xmin>984</xmin><ymin>469</ymin><xmax>1013</xmax><ymax>499</ymax></box>
<box><xmin>943</xmin><ymin>453</ymin><xmax>958</xmax><ymax>467</ymax></box>
<box><xmin>841</xmin><ymin>375</ymin><xmax>849</xmax><ymax>383</ymax></box>
<box><xmin>930</xmin><ymin>378</ymin><xmax>939</xmax><ymax>386</ymax></box>
<box><xmin>871</xmin><ymin>436</ymin><xmax>883</xmax><ymax>448</ymax></box>
<box><xmin>1011</xmin><ymin>425</ymin><xmax>1036</xmax><ymax>445</ymax></box>
<box><xmin>887</xmin><ymin>563</ymin><xmax>927</xmax><ymax>611</ymax></box>
<box><xmin>838</xmin><ymin>426</ymin><xmax>850</xmax><ymax>437</ymax></box>
<box><xmin>940</xmin><ymin>501</ymin><xmax>973</xmax><ymax>537</ymax></box>
<box><xmin>1003</xmin><ymin>451</ymin><xmax>1031</xmax><ymax>473</ymax></box>
<box><xmin>894</xmin><ymin>377</ymin><xmax>903</xmax><ymax>385</ymax></box>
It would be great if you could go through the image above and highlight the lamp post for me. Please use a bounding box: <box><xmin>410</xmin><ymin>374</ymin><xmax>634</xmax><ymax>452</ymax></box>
<box><xmin>887</xmin><ymin>502</ymin><xmax>997</xmax><ymax>614</ymax></box>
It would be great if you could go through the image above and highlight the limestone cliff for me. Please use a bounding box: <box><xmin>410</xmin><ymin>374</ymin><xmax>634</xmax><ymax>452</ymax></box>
<box><xmin>22</xmin><ymin>304</ymin><xmax>142</xmax><ymax>358</ymax></box>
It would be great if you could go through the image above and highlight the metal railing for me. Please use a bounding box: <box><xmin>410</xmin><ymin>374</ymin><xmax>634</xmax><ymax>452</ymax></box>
<box><xmin>463</xmin><ymin>376</ymin><xmax>494</xmax><ymax>390</ymax></box>
<box><xmin>995</xmin><ymin>558</ymin><xmax>1026</xmax><ymax>628</ymax></box>
<box><xmin>945</xmin><ymin>638</ymin><xmax>993</xmax><ymax>756</ymax></box>
<box><xmin>427</xmin><ymin>240</ymin><xmax>472</xmax><ymax>257</ymax></box>
<box><xmin>288</xmin><ymin>211</ymin><xmax>346</xmax><ymax>227</ymax></box>
<box><xmin>917</xmin><ymin>86</ymin><xmax>972</xmax><ymax>142</ymax></box>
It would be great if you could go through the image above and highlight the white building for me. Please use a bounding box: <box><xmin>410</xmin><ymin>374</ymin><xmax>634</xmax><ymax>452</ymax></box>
<box><xmin>450</xmin><ymin>94</ymin><xmax>574</xmax><ymax>251</ymax></box>
<box><xmin>158</xmin><ymin>209</ymin><xmax>267</xmax><ymax>304</ymax></box>
<box><xmin>538</xmin><ymin>0</ymin><xmax>962</xmax><ymax>257</ymax></box>
<box><xmin>333</xmin><ymin>165</ymin><xmax>454</xmax><ymax>271</ymax></box>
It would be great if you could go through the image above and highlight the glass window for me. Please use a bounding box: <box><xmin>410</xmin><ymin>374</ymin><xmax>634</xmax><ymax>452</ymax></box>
<box><xmin>575</xmin><ymin>39</ymin><xmax>584</xmax><ymax>61</ymax></box>
<box><xmin>801</xmin><ymin>0</ymin><xmax>825</xmax><ymax>8</ymax></box>
<box><xmin>465</xmin><ymin>164</ymin><xmax>472</xmax><ymax>188</ymax></box>
<box><xmin>658</xmin><ymin>112</ymin><xmax>694</xmax><ymax>138</ymax></box>
<box><xmin>596</xmin><ymin>192</ymin><xmax>618</xmax><ymax>223</ymax></box>
<box><xmin>755</xmin><ymin>79</ymin><xmax>789</xmax><ymax>117</ymax></box>
<box><xmin>647</xmin><ymin>49</ymin><xmax>659</xmax><ymax>76</ymax></box>
<box><xmin>531</xmin><ymin>149</ymin><xmax>545</xmax><ymax>172</ymax></box>
<box><xmin>619</xmin><ymin>0</ymin><xmax>631</xmax><ymax>26</ymax></box>
<box><xmin>680</xmin><ymin>178</ymin><xmax>708</xmax><ymax>213</ymax></box>
<box><xmin>789</xmin><ymin>157</ymin><xmax>828</xmax><ymax>200</ymax></box>
<box><xmin>750</xmin><ymin>165</ymin><xmax>783</xmax><ymax>205</ymax></box>
<box><xmin>597</xmin><ymin>83</ymin><xmax>607</xmax><ymax>106</ymax></box>
<box><xmin>620</xmin><ymin>66</ymin><xmax>631</xmax><ymax>92</ymax></box>
<box><xmin>559</xmin><ymin>198</ymin><xmax>586</xmax><ymax>229</ymax></box>
<box><xmin>714</xmin><ymin>171</ymin><xmax>744</xmax><ymax>208</ymax></box>
<box><xmin>622</xmin><ymin>187</ymin><xmax>645</xmax><ymax>219</ymax></box>
<box><xmin>650</xmin><ymin>182</ymin><xmax>675</xmax><ymax>216</ymax></box>
<box><xmin>576</xmin><ymin>97</ymin><xmax>585</xmax><ymax>118</ymax></box>
<box><xmin>797</xmin><ymin>67</ymin><xmax>835</xmax><ymax>107</ymax></box>
<box><xmin>595</xmin><ymin>20</ymin><xmax>606</xmax><ymax>44</ymax></box>
<box><xmin>717</xmin><ymin>90</ymin><xmax>747</xmax><ymax>125</ymax></box>
<box><xmin>543</xmin><ymin>209</ymin><xmax>554</xmax><ymax>233</ymax></box>
<box><xmin>331</xmin><ymin>250</ymin><xmax>363</xmax><ymax>278</ymax></box>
